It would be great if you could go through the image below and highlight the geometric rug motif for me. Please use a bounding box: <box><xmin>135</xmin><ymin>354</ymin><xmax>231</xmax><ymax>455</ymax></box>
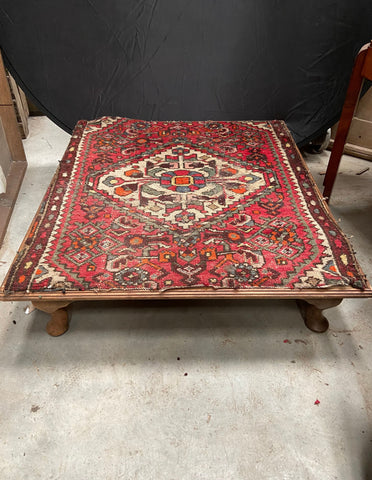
<box><xmin>3</xmin><ymin>117</ymin><xmax>368</xmax><ymax>293</ymax></box>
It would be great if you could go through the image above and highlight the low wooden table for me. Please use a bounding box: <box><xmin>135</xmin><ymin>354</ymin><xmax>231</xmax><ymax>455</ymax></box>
<box><xmin>1</xmin><ymin>117</ymin><xmax>371</xmax><ymax>336</ymax></box>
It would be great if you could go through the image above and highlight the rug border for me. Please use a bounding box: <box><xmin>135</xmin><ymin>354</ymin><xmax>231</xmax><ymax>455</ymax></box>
<box><xmin>278</xmin><ymin>121</ymin><xmax>369</xmax><ymax>288</ymax></box>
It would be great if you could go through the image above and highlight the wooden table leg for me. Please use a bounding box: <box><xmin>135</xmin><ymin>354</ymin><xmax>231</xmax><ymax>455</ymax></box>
<box><xmin>296</xmin><ymin>298</ymin><xmax>342</xmax><ymax>333</ymax></box>
<box><xmin>32</xmin><ymin>300</ymin><xmax>71</xmax><ymax>336</ymax></box>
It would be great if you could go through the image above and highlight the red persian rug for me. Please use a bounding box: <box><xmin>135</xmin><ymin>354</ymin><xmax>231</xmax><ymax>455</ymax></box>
<box><xmin>2</xmin><ymin>117</ymin><xmax>368</xmax><ymax>293</ymax></box>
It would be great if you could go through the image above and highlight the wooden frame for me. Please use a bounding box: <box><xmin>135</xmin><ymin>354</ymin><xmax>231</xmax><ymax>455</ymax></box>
<box><xmin>323</xmin><ymin>41</ymin><xmax>372</xmax><ymax>201</ymax></box>
<box><xmin>1</xmin><ymin>285</ymin><xmax>371</xmax><ymax>336</ymax></box>
<box><xmin>0</xmin><ymin>50</ymin><xmax>27</xmax><ymax>246</ymax></box>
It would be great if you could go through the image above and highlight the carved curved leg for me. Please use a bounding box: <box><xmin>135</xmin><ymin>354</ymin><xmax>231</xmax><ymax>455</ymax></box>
<box><xmin>32</xmin><ymin>301</ymin><xmax>71</xmax><ymax>336</ymax></box>
<box><xmin>296</xmin><ymin>298</ymin><xmax>342</xmax><ymax>333</ymax></box>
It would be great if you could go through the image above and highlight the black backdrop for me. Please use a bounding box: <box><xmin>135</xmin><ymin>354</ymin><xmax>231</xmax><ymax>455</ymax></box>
<box><xmin>0</xmin><ymin>1</ymin><xmax>371</xmax><ymax>145</ymax></box>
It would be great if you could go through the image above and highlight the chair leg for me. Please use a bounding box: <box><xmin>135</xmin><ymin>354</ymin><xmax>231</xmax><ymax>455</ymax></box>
<box><xmin>323</xmin><ymin>45</ymin><xmax>369</xmax><ymax>202</ymax></box>
<box><xmin>323</xmin><ymin>118</ymin><xmax>355</xmax><ymax>202</ymax></box>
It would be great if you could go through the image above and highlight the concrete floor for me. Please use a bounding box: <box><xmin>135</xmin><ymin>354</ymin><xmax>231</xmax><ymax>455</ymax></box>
<box><xmin>0</xmin><ymin>117</ymin><xmax>371</xmax><ymax>479</ymax></box>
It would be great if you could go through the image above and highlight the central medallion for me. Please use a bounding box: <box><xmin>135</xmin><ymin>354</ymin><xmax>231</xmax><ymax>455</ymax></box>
<box><xmin>94</xmin><ymin>145</ymin><xmax>268</xmax><ymax>229</ymax></box>
<box><xmin>160</xmin><ymin>169</ymin><xmax>206</xmax><ymax>192</ymax></box>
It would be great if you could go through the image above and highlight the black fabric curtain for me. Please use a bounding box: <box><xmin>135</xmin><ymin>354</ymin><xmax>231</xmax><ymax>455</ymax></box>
<box><xmin>1</xmin><ymin>1</ymin><xmax>371</xmax><ymax>145</ymax></box>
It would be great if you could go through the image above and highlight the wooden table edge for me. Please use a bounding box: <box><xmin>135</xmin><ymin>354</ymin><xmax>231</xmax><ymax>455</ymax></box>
<box><xmin>1</xmin><ymin>285</ymin><xmax>371</xmax><ymax>302</ymax></box>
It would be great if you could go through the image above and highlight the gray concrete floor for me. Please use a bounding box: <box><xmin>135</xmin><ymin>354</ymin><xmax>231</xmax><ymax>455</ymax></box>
<box><xmin>0</xmin><ymin>117</ymin><xmax>371</xmax><ymax>479</ymax></box>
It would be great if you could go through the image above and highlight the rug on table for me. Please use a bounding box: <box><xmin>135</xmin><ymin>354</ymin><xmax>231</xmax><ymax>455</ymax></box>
<box><xmin>2</xmin><ymin>117</ymin><xmax>368</xmax><ymax>293</ymax></box>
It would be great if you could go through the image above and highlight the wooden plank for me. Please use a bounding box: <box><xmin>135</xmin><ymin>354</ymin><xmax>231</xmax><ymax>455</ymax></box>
<box><xmin>331</xmin><ymin>118</ymin><xmax>372</xmax><ymax>149</ymax></box>
<box><xmin>7</xmin><ymin>73</ymin><xmax>29</xmax><ymax>138</ymax></box>
<box><xmin>353</xmin><ymin>85</ymin><xmax>372</xmax><ymax>120</ymax></box>
<box><xmin>329</xmin><ymin>137</ymin><xmax>372</xmax><ymax>161</ymax></box>
<box><xmin>0</xmin><ymin>118</ymin><xmax>12</xmax><ymax>178</ymax></box>
<box><xmin>18</xmin><ymin>87</ymin><xmax>29</xmax><ymax>117</ymax></box>
<box><xmin>342</xmin><ymin>117</ymin><xmax>372</xmax><ymax>150</ymax></box>
<box><xmin>0</xmin><ymin>105</ymin><xmax>26</xmax><ymax>162</ymax></box>
<box><xmin>361</xmin><ymin>45</ymin><xmax>372</xmax><ymax>80</ymax></box>
<box><xmin>0</xmin><ymin>50</ymin><xmax>27</xmax><ymax>158</ymax></box>
<box><xmin>0</xmin><ymin>52</ymin><xmax>12</xmax><ymax>105</ymax></box>
<box><xmin>0</xmin><ymin>160</ymin><xmax>27</xmax><ymax>246</ymax></box>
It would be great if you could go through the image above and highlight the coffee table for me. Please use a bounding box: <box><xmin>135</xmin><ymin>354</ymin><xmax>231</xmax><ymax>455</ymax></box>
<box><xmin>1</xmin><ymin>117</ymin><xmax>370</xmax><ymax>336</ymax></box>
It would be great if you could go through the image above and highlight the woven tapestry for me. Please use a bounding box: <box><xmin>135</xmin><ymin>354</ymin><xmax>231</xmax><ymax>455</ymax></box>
<box><xmin>3</xmin><ymin>117</ymin><xmax>367</xmax><ymax>293</ymax></box>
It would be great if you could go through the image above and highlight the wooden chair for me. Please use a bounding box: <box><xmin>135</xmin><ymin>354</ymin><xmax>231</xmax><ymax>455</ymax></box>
<box><xmin>323</xmin><ymin>40</ymin><xmax>372</xmax><ymax>202</ymax></box>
